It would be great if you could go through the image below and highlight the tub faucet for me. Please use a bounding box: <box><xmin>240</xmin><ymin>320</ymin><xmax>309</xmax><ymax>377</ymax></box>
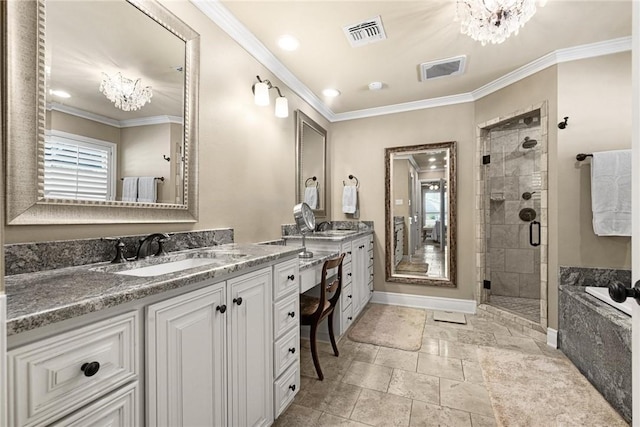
<box><xmin>136</xmin><ymin>233</ymin><xmax>170</xmax><ymax>259</ymax></box>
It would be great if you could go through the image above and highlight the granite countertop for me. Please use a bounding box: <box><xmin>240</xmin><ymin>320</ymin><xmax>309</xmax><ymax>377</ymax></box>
<box><xmin>559</xmin><ymin>285</ymin><xmax>631</xmax><ymax>331</ymax></box>
<box><xmin>5</xmin><ymin>243</ymin><xmax>300</xmax><ymax>336</ymax></box>
<box><xmin>283</xmin><ymin>229</ymin><xmax>373</xmax><ymax>242</ymax></box>
<box><xmin>298</xmin><ymin>250</ymin><xmax>341</xmax><ymax>271</ymax></box>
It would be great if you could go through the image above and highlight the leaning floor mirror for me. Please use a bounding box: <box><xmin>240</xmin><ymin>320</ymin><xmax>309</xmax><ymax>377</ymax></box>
<box><xmin>385</xmin><ymin>142</ymin><xmax>457</xmax><ymax>287</ymax></box>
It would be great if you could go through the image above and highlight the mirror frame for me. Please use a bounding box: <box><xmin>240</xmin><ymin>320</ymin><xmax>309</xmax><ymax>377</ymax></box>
<box><xmin>4</xmin><ymin>0</ymin><xmax>200</xmax><ymax>224</ymax></box>
<box><xmin>384</xmin><ymin>142</ymin><xmax>457</xmax><ymax>287</ymax></box>
<box><xmin>295</xmin><ymin>110</ymin><xmax>328</xmax><ymax>219</ymax></box>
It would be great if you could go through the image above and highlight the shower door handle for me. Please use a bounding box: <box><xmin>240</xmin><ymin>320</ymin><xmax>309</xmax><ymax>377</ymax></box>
<box><xmin>529</xmin><ymin>221</ymin><xmax>540</xmax><ymax>247</ymax></box>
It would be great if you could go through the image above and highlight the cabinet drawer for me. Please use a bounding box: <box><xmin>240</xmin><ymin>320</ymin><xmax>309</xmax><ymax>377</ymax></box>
<box><xmin>341</xmin><ymin>303</ymin><xmax>354</xmax><ymax>335</ymax></box>
<box><xmin>341</xmin><ymin>241</ymin><xmax>353</xmax><ymax>264</ymax></box>
<box><xmin>274</xmin><ymin>363</ymin><xmax>300</xmax><ymax>418</ymax></box>
<box><xmin>274</xmin><ymin>258</ymin><xmax>300</xmax><ymax>300</ymax></box>
<box><xmin>368</xmin><ymin>235</ymin><xmax>374</xmax><ymax>250</ymax></box>
<box><xmin>368</xmin><ymin>249</ymin><xmax>374</xmax><ymax>267</ymax></box>
<box><xmin>274</xmin><ymin>327</ymin><xmax>299</xmax><ymax>378</ymax></box>
<box><xmin>49</xmin><ymin>382</ymin><xmax>138</xmax><ymax>427</ymax></box>
<box><xmin>8</xmin><ymin>311</ymin><xmax>138</xmax><ymax>427</ymax></box>
<box><xmin>274</xmin><ymin>292</ymin><xmax>299</xmax><ymax>338</ymax></box>
<box><xmin>343</xmin><ymin>262</ymin><xmax>353</xmax><ymax>286</ymax></box>
<box><xmin>341</xmin><ymin>283</ymin><xmax>353</xmax><ymax>310</ymax></box>
<box><xmin>368</xmin><ymin>265</ymin><xmax>374</xmax><ymax>283</ymax></box>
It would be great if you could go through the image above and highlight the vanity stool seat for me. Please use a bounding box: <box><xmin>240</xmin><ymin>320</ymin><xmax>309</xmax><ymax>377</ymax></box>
<box><xmin>300</xmin><ymin>253</ymin><xmax>346</xmax><ymax>381</ymax></box>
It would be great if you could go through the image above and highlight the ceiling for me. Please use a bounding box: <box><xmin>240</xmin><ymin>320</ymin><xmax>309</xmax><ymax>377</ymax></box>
<box><xmin>215</xmin><ymin>0</ymin><xmax>632</xmax><ymax>120</ymax></box>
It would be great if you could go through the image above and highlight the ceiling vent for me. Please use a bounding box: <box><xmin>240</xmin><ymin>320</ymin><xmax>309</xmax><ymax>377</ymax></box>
<box><xmin>419</xmin><ymin>56</ymin><xmax>467</xmax><ymax>82</ymax></box>
<box><xmin>343</xmin><ymin>16</ymin><xmax>387</xmax><ymax>48</ymax></box>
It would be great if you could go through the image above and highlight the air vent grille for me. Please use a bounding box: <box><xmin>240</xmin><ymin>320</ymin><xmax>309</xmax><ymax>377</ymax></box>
<box><xmin>420</xmin><ymin>56</ymin><xmax>467</xmax><ymax>81</ymax></box>
<box><xmin>343</xmin><ymin>16</ymin><xmax>387</xmax><ymax>47</ymax></box>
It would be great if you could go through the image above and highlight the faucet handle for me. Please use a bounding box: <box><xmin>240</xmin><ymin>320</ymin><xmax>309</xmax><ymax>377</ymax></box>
<box><xmin>103</xmin><ymin>238</ymin><xmax>128</xmax><ymax>264</ymax></box>
<box><xmin>155</xmin><ymin>236</ymin><xmax>170</xmax><ymax>256</ymax></box>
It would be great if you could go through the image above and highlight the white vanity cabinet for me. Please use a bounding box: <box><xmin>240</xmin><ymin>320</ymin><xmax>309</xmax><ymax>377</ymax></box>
<box><xmin>352</xmin><ymin>235</ymin><xmax>373</xmax><ymax>316</ymax></box>
<box><xmin>147</xmin><ymin>267</ymin><xmax>274</xmax><ymax>427</ymax></box>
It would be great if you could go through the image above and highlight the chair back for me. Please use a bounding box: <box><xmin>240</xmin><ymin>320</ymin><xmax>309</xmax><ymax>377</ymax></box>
<box><xmin>312</xmin><ymin>253</ymin><xmax>345</xmax><ymax>320</ymax></box>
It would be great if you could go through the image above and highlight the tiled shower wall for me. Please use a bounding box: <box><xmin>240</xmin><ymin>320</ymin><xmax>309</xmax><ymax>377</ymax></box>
<box><xmin>488</xmin><ymin>123</ymin><xmax>542</xmax><ymax>298</ymax></box>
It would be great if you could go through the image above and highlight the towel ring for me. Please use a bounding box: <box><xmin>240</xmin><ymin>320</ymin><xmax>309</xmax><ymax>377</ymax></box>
<box><xmin>305</xmin><ymin>177</ymin><xmax>318</xmax><ymax>187</ymax></box>
<box><xmin>343</xmin><ymin>174</ymin><xmax>359</xmax><ymax>188</ymax></box>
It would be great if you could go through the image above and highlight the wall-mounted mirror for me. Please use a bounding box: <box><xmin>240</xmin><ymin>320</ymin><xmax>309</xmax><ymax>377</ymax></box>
<box><xmin>5</xmin><ymin>0</ymin><xmax>200</xmax><ymax>224</ymax></box>
<box><xmin>385</xmin><ymin>142</ymin><xmax>457</xmax><ymax>287</ymax></box>
<box><xmin>296</xmin><ymin>110</ymin><xmax>328</xmax><ymax>219</ymax></box>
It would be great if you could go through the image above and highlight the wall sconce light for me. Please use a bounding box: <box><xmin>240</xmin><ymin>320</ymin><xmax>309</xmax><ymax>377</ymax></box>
<box><xmin>252</xmin><ymin>75</ymin><xmax>289</xmax><ymax>118</ymax></box>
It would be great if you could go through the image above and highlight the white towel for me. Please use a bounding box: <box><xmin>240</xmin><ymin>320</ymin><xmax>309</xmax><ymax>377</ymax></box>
<box><xmin>342</xmin><ymin>185</ymin><xmax>357</xmax><ymax>214</ymax></box>
<box><xmin>591</xmin><ymin>150</ymin><xmax>631</xmax><ymax>236</ymax></box>
<box><xmin>137</xmin><ymin>177</ymin><xmax>157</xmax><ymax>203</ymax></box>
<box><xmin>304</xmin><ymin>187</ymin><xmax>318</xmax><ymax>209</ymax></box>
<box><xmin>122</xmin><ymin>177</ymin><xmax>138</xmax><ymax>202</ymax></box>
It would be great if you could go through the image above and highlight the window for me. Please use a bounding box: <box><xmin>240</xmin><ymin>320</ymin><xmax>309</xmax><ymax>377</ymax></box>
<box><xmin>423</xmin><ymin>192</ymin><xmax>441</xmax><ymax>227</ymax></box>
<box><xmin>44</xmin><ymin>131</ymin><xmax>116</xmax><ymax>201</ymax></box>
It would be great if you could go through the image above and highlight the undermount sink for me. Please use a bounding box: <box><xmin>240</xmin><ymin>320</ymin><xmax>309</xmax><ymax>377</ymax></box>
<box><xmin>115</xmin><ymin>258</ymin><xmax>222</xmax><ymax>277</ymax></box>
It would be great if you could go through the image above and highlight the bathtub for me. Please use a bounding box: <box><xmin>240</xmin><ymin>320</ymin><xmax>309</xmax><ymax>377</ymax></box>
<box><xmin>585</xmin><ymin>286</ymin><xmax>633</xmax><ymax>316</ymax></box>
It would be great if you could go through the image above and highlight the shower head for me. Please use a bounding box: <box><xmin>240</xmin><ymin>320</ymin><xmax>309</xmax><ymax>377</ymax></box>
<box><xmin>521</xmin><ymin>136</ymin><xmax>538</xmax><ymax>149</ymax></box>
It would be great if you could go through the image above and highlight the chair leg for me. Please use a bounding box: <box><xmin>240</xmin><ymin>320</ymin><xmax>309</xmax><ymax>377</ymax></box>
<box><xmin>310</xmin><ymin>323</ymin><xmax>324</xmax><ymax>381</ymax></box>
<box><xmin>328</xmin><ymin>311</ymin><xmax>339</xmax><ymax>357</ymax></box>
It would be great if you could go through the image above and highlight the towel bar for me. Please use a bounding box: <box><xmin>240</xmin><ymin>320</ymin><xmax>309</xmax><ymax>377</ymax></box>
<box><xmin>343</xmin><ymin>174</ymin><xmax>359</xmax><ymax>187</ymax></box>
<box><xmin>121</xmin><ymin>177</ymin><xmax>165</xmax><ymax>182</ymax></box>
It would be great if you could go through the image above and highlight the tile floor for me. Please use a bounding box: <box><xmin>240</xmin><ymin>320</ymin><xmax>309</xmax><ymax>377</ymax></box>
<box><xmin>276</xmin><ymin>306</ymin><xmax>567</xmax><ymax>427</ymax></box>
<box><xmin>402</xmin><ymin>240</ymin><xmax>447</xmax><ymax>278</ymax></box>
<box><xmin>488</xmin><ymin>295</ymin><xmax>540</xmax><ymax>323</ymax></box>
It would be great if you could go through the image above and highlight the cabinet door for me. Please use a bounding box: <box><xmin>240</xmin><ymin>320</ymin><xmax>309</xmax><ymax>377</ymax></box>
<box><xmin>147</xmin><ymin>282</ymin><xmax>227</xmax><ymax>427</ymax></box>
<box><xmin>352</xmin><ymin>236</ymin><xmax>369</xmax><ymax>316</ymax></box>
<box><xmin>228</xmin><ymin>268</ymin><xmax>273</xmax><ymax>427</ymax></box>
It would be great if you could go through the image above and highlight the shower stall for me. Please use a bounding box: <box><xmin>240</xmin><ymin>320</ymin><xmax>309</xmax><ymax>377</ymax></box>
<box><xmin>482</xmin><ymin>110</ymin><xmax>545</xmax><ymax>323</ymax></box>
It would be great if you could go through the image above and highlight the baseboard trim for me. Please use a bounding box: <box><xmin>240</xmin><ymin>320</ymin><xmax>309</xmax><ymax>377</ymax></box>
<box><xmin>0</xmin><ymin>294</ymin><xmax>7</xmax><ymax>427</ymax></box>
<box><xmin>547</xmin><ymin>327</ymin><xmax>558</xmax><ymax>349</ymax></box>
<box><xmin>371</xmin><ymin>291</ymin><xmax>477</xmax><ymax>314</ymax></box>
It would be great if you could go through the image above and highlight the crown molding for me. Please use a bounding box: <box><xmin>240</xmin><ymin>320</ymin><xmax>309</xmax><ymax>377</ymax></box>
<box><xmin>191</xmin><ymin>0</ymin><xmax>631</xmax><ymax>122</ymax></box>
<box><xmin>47</xmin><ymin>103</ymin><xmax>183</xmax><ymax>128</ymax></box>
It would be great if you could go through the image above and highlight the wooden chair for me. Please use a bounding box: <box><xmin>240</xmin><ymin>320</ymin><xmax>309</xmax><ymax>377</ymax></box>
<box><xmin>299</xmin><ymin>253</ymin><xmax>346</xmax><ymax>381</ymax></box>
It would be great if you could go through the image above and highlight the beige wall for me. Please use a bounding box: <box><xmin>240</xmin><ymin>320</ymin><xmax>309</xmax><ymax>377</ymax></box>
<box><xmin>48</xmin><ymin>110</ymin><xmax>121</xmax><ymax>143</ymax></box>
<box><xmin>5</xmin><ymin>0</ymin><xmax>329</xmax><ymax>244</ymax></box>
<box><xmin>331</xmin><ymin>103</ymin><xmax>477</xmax><ymax>300</ymax></box>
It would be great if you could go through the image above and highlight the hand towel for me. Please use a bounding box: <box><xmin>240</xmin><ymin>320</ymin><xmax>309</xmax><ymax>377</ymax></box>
<box><xmin>137</xmin><ymin>177</ymin><xmax>157</xmax><ymax>203</ymax></box>
<box><xmin>591</xmin><ymin>150</ymin><xmax>631</xmax><ymax>236</ymax></box>
<box><xmin>122</xmin><ymin>177</ymin><xmax>138</xmax><ymax>202</ymax></box>
<box><xmin>342</xmin><ymin>185</ymin><xmax>357</xmax><ymax>214</ymax></box>
<box><xmin>304</xmin><ymin>186</ymin><xmax>318</xmax><ymax>209</ymax></box>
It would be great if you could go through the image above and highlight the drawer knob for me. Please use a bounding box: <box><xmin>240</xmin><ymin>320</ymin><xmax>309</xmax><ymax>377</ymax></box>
<box><xmin>288</xmin><ymin>311</ymin><xmax>296</xmax><ymax>318</ymax></box>
<box><xmin>233</xmin><ymin>297</ymin><xmax>243</xmax><ymax>306</ymax></box>
<box><xmin>347</xmin><ymin>273</ymin><xmax>352</xmax><ymax>277</ymax></box>
<box><xmin>287</xmin><ymin>274</ymin><xmax>295</xmax><ymax>281</ymax></box>
<box><xmin>348</xmin><ymin>316</ymin><xmax>353</xmax><ymax>320</ymax></box>
<box><xmin>289</xmin><ymin>384</ymin><xmax>296</xmax><ymax>392</ymax></box>
<box><xmin>348</xmin><ymin>294</ymin><xmax>352</xmax><ymax>298</ymax></box>
<box><xmin>289</xmin><ymin>347</ymin><xmax>296</xmax><ymax>354</ymax></box>
<box><xmin>81</xmin><ymin>361</ymin><xmax>100</xmax><ymax>377</ymax></box>
<box><xmin>347</xmin><ymin>251</ymin><xmax>352</xmax><ymax>255</ymax></box>
<box><xmin>216</xmin><ymin>305</ymin><xmax>227</xmax><ymax>314</ymax></box>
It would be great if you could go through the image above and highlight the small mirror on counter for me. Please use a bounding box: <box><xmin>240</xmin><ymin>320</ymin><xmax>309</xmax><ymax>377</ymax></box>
<box><xmin>385</xmin><ymin>142</ymin><xmax>457</xmax><ymax>287</ymax></box>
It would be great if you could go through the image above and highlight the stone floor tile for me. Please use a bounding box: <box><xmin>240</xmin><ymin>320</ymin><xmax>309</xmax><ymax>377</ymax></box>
<box><xmin>388</xmin><ymin>369</ymin><xmax>439</xmax><ymax>404</ymax></box>
<box><xmin>440</xmin><ymin>378</ymin><xmax>494</xmax><ymax>417</ymax></box>
<box><xmin>419</xmin><ymin>337</ymin><xmax>440</xmax><ymax>355</ymax></box>
<box><xmin>409</xmin><ymin>401</ymin><xmax>472</xmax><ymax>427</ymax></box>
<box><xmin>439</xmin><ymin>340</ymin><xmax>480</xmax><ymax>362</ymax></box>
<box><xmin>467</xmin><ymin>318</ymin><xmax>512</xmax><ymax>336</ymax></box>
<box><xmin>470</xmin><ymin>413</ymin><xmax>498</xmax><ymax>427</ymax></box>
<box><xmin>457</xmin><ymin>330</ymin><xmax>497</xmax><ymax>346</ymax></box>
<box><xmin>350</xmin><ymin>388</ymin><xmax>412</xmax><ymax>426</ymax></box>
<box><xmin>535</xmin><ymin>341</ymin><xmax>568</xmax><ymax>359</ymax></box>
<box><xmin>317</xmin><ymin>412</ymin><xmax>372</xmax><ymax>427</ymax></box>
<box><xmin>300</xmin><ymin>349</ymin><xmax>354</xmax><ymax>381</ymax></box>
<box><xmin>342</xmin><ymin>360</ymin><xmax>393</xmax><ymax>392</ymax></box>
<box><xmin>493</xmin><ymin>334</ymin><xmax>542</xmax><ymax>354</ymax></box>
<box><xmin>340</xmin><ymin>340</ymin><xmax>381</xmax><ymax>363</ymax></box>
<box><xmin>375</xmin><ymin>347</ymin><xmax>419</xmax><ymax>371</ymax></box>
<box><xmin>294</xmin><ymin>378</ymin><xmax>363</xmax><ymax>418</ymax></box>
<box><xmin>417</xmin><ymin>353</ymin><xmax>464</xmax><ymax>381</ymax></box>
<box><xmin>462</xmin><ymin>360</ymin><xmax>485</xmax><ymax>384</ymax></box>
<box><xmin>423</xmin><ymin>325</ymin><xmax>458</xmax><ymax>341</ymax></box>
<box><xmin>273</xmin><ymin>403</ymin><xmax>322</xmax><ymax>427</ymax></box>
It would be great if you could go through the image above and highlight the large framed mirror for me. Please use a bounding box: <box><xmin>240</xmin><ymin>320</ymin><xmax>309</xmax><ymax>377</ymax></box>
<box><xmin>385</xmin><ymin>142</ymin><xmax>457</xmax><ymax>287</ymax></box>
<box><xmin>5</xmin><ymin>0</ymin><xmax>200</xmax><ymax>224</ymax></box>
<box><xmin>295</xmin><ymin>110</ymin><xmax>328</xmax><ymax>219</ymax></box>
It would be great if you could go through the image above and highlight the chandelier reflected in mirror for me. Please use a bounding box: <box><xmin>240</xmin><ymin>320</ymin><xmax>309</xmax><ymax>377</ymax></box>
<box><xmin>99</xmin><ymin>72</ymin><xmax>153</xmax><ymax>111</ymax></box>
<box><xmin>456</xmin><ymin>0</ymin><xmax>543</xmax><ymax>46</ymax></box>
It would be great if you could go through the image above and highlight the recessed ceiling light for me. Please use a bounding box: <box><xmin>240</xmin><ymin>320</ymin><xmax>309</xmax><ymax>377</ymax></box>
<box><xmin>49</xmin><ymin>89</ymin><xmax>71</xmax><ymax>98</ymax></box>
<box><xmin>430</xmin><ymin>165</ymin><xmax>437</xmax><ymax>169</ymax></box>
<box><xmin>428</xmin><ymin>157</ymin><xmax>436</xmax><ymax>162</ymax></box>
<box><xmin>368</xmin><ymin>81</ymin><xmax>383</xmax><ymax>91</ymax></box>
<box><xmin>322</xmin><ymin>88</ymin><xmax>341</xmax><ymax>97</ymax></box>
<box><xmin>277</xmin><ymin>35</ymin><xmax>299</xmax><ymax>51</ymax></box>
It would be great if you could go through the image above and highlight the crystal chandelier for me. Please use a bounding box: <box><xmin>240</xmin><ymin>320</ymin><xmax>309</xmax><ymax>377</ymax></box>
<box><xmin>456</xmin><ymin>0</ymin><xmax>538</xmax><ymax>46</ymax></box>
<box><xmin>99</xmin><ymin>72</ymin><xmax>153</xmax><ymax>111</ymax></box>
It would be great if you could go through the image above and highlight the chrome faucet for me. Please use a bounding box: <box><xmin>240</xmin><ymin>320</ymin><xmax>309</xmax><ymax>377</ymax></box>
<box><xmin>136</xmin><ymin>233</ymin><xmax>170</xmax><ymax>259</ymax></box>
<box><xmin>315</xmin><ymin>221</ymin><xmax>331</xmax><ymax>232</ymax></box>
